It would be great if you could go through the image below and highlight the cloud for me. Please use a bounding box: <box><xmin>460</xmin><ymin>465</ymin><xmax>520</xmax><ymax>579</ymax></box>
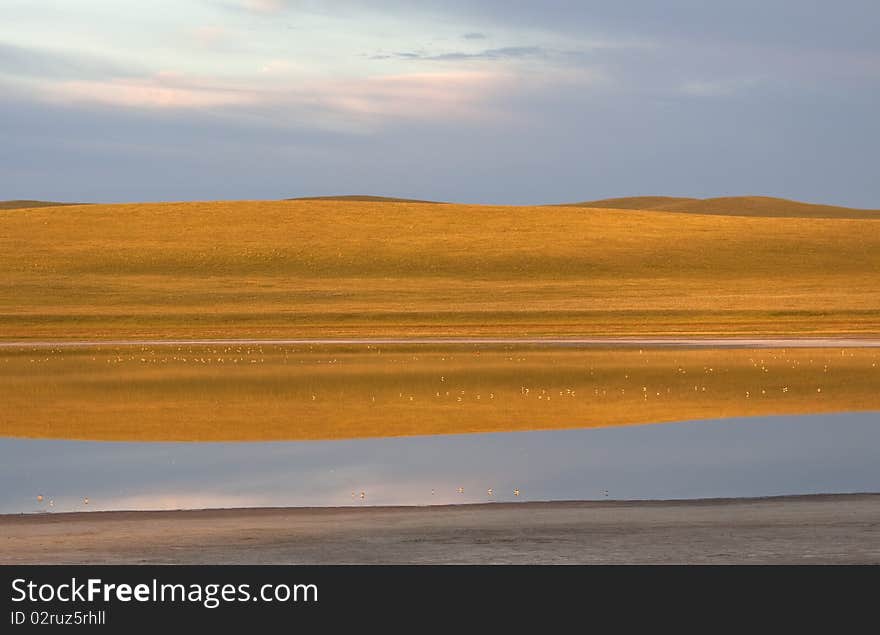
<box><xmin>463</xmin><ymin>32</ymin><xmax>486</xmax><ymax>40</ymax></box>
<box><xmin>192</xmin><ymin>25</ymin><xmax>228</xmax><ymax>47</ymax></box>
<box><xmin>24</xmin><ymin>64</ymin><xmax>517</xmax><ymax>133</ymax></box>
<box><xmin>315</xmin><ymin>71</ymin><xmax>511</xmax><ymax>122</ymax></box>
<box><xmin>44</xmin><ymin>74</ymin><xmax>259</xmax><ymax>109</ymax></box>
<box><xmin>242</xmin><ymin>0</ymin><xmax>287</xmax><ymax>13</ymax></box>
<box><xmin>428</xmin><ymin>46</ymin><xmax>546</xmax><ymax>61</ymax></box>
<box><xmin>371</xmin><ymin>46</ymin><xmax>547</xmax><ymax>62</ymax></box>
<box><xmin>0</xmin><ymin>41</ymin><xmax>135</xmax><ymax>80</ymax></box>
<box><xmin>258</xmin><ymin>59</ymin><xmax>302</xmax><ymax>74</ymax></box>
<box><xmin>350</xmin><ymin>1</ymin><xmax>880</xmax><ymax>54</ymax></box>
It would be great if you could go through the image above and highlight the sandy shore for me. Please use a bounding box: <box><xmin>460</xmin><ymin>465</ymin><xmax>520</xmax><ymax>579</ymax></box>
<box><xmin>2</xmin><ymin>493</ymin><xmax>878</xmax><ymax>564</ymax></box>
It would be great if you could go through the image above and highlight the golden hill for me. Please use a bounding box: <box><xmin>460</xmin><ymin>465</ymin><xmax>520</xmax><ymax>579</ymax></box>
<box><xmin>0</xmin><ymin>198</ymin><xmax>878</xmax><ymax>340</ymax></box>
<box><xmin>564</xmin><ymin>195</ymin><xmax>880</xmax><ymax>219</ymax></box>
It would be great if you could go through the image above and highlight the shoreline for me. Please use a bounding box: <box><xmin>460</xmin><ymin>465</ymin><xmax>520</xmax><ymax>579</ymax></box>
<box><xmin>3</xmin><ymin>491</ymin><xmax>877</xmax><ymax>518</ymax></box>
<box><xmin>3</xmin><ymin>493</ymin><xmax>878</xmax><ymax>564</ymax></box>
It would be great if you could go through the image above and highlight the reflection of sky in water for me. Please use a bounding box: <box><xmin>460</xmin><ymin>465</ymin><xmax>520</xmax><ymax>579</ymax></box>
<box><xmin>1</xmin><ymin>412</ymin><xmax>878</xmax><ymax>514</ymax></box>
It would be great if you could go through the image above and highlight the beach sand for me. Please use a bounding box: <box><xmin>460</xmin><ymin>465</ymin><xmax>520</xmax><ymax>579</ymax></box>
<box><xmin>2</xmin><ymin>493</ymin><xmax>877</xmax><ymax>564</ymax></box>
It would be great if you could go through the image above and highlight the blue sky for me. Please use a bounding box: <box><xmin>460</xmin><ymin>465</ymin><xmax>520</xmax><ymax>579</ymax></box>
<box><xmin>1</xmin><ymin>1</ymin><xmax>878</xmax><ymax>205</ymax></box>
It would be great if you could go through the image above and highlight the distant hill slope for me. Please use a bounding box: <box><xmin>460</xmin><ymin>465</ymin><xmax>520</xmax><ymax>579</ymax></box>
<box><xmin>563</xmin><ymin>195</ymin><xmax>880</xmax><ymax>219</ymax></box>
<box><xmin>286</xmin><ymin>194</ymin><xmax>443</xmax><ymax>204</ymax></box>
<box><xmin>565</xmin><ymin>196</ymin><xmax>699</xmax><ymax>210</ymax></box>
<box><xmin>0</xmin><ymin>200</ymin><xmax>86</xmax><ymax>210</ymax></box>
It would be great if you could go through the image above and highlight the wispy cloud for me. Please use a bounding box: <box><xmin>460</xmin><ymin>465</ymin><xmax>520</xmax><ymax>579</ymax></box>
<box><xmin>370</xmin><ymin>46</ymin><xmax>547</xmax><ymax>62</ymax></box>
<box><xmin>462</xmin><ymin>32</ymin><xmax>486</xmax><ymax>40</ymax></box>
<box><xmin>313</xmin><ymin>71</ymin><xmax>513</xmax><ymax>123</ymax></box>
<box><xmin>27</xmin><ymin>65</ymin><xmax>521</xmax><ymax>132</ymax></box>
<box><xmin>0</xmin><ymin>41</ymin><xmax>136</xmax><ymax>80</ymax></box>
<box><xmin>44</xmin><ymin>73</ymin><xmax>259</xmax><ymax>109</ymax></box>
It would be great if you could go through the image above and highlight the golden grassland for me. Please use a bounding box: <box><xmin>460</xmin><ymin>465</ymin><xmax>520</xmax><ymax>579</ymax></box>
<box><xmin>1</xmin><ymin>199</ymin><xmax>879</xmax><ymax>339</ymax></box>
<box><xmin>0</xmin><ymin>344</ymin><xmax>877</xmax><ymax>441</ymax></box>
<box><xmin>566</xmin><ymin>195</ymin><xmax>880</xmax><ymax>218</ymax></box>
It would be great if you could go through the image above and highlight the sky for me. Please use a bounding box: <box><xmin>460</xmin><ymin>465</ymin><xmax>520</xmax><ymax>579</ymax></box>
<box><xmin>1</xmin><ymin>1</ymin><xmax>879</xmax><ymax>206</ymax></box>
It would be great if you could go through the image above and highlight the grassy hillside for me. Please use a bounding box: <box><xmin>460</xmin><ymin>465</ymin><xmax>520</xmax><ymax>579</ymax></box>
<box><xmin>1</xmin><ymin>199</ymin><xmax>878</xmax><ymax>339</ymax></box>
<box><xmin>0</xmin><ymin>200</ymin><xmax>87</xmax><ymax>210</ymax></box>
<box><xmin>565</xmin><ymin>195</ymin><xmax>880</xmax><ymax>219</ymax></box>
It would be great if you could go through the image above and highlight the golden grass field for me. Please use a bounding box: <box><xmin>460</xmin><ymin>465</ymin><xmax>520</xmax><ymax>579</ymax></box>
<box><xmin>1</xmin><ymin>197</ymin><xmax>879</xmax><ymax>339</ymax></box>
<box><xmin>1</xmin><ymin>344</ymin><xmax>877</xmax><ymax>441</ymax></box>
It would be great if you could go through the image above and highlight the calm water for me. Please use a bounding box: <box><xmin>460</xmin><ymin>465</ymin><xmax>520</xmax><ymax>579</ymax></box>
<box><xmin>1</xmin><ymin>412</ymin><xmax>878</xmax><ymax>514</ymax></box>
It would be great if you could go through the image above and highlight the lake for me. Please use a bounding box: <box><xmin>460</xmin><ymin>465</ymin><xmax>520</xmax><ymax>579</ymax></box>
<box><xmin>1</xmin><ymin>411</ymin><xmax>877</xmax><ymax>514</ymax></box>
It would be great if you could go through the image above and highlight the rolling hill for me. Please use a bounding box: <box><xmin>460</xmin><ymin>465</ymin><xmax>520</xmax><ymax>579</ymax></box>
<box><xmin>562</xmin><ymin>195</ymin><xmax>880</xmax><ymax>219</ymax></box>
<box><xmin>1</xmin><ymin>198</ymin><xmax>878</xmax><ymax>339</ymax></box>
<box><xmin>0</xmin><ymin>200</ymin><xmax>87</xmax><ymax>210</ymax></box>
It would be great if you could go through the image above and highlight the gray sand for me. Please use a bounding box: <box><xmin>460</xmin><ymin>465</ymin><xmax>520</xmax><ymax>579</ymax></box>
<box><xmin>2</xmin><ymin>493</ymin><xmax>878</xmax><ymax>564</ymax></box>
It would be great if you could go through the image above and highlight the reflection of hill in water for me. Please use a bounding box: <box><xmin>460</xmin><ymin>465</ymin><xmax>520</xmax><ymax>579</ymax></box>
<box><xmin>1</xmin><ymin>345</ymin><xmax>878</xmax><ymax>442</ymax></box>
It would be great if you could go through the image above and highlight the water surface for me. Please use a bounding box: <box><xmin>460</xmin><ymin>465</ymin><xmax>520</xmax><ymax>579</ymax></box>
<box><xmin>2</xmin><ymin>344</ymin><xmax>878</xmax><ymax>441</ymax></box>
<box><xmin>1</xmin><ymin>412</ymin><xmax>877</xmax><ymax>514</ymax></box>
